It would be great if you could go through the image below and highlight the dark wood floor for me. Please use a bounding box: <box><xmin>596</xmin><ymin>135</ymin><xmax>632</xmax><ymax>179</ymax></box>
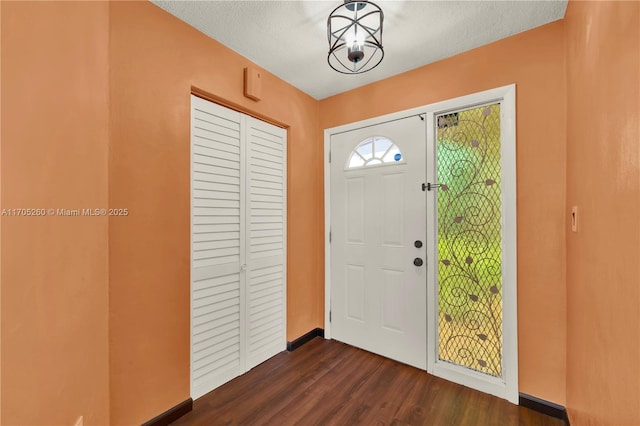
<box><xmin>173</xmin><ymin>338</ymin><xmax>564</xmax><ymax>426</ymax></box>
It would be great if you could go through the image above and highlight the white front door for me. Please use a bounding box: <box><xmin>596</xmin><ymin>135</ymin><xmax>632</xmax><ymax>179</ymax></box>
<box><xmin>326</xmin><ymin>85</ymin><xmax>518</xmax><ymax>402</ymax></box>
<box><xmin>330</xmin><ymin>115</ymin><xmax>427</xmax><ymax>370</ymax></box>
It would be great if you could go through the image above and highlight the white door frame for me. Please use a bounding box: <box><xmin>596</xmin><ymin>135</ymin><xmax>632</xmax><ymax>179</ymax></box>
<box><xmin>324</xmin><ymin>84</ymin><xmax>518</xmax><ymax>403</ymax></box>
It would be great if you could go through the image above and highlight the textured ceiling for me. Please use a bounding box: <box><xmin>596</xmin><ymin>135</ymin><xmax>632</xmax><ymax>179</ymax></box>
<box><xmin>152</xmin><ymin>0</ymin><xmax>567</xmax><ymax>100</ymax></box>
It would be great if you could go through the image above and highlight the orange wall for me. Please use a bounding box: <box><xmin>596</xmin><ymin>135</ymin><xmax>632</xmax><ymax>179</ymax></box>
<box><xmin>4</xmin><ymin>1</ymin><xmax>638</xmax><ymax>424</ymax></box>
<box><xmin>108</xmin><ymin>2</ymin><xmax>321</xmax><ymax>424</ymax></box>
<box><xmin>0</xmin><ymin>2</ymin><xmax>3</xmax><ymax>422</ymax></box>
<box><xmin>0</xmin><ymin>2</ymin><xmax>110</xmax><ymax>425</ymax></box>
<box><xmin>565</xmin><ymin>1</ymin><xmax>640</xmax><ymax>424</ymax></box>
<box><xmin>320</xmin><ymin>21</ymin><xmax>568</xmax><ymax>404</ymax></box>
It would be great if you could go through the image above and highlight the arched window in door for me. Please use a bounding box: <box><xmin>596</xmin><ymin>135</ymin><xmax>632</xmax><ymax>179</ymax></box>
<box><xmin>346</xmin><ymin>136</ymin><xmax>403</xmax><ymax>169</ymax></box>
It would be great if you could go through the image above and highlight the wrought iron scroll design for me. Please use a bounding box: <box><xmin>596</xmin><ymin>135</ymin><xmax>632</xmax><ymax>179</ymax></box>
<box><xmin>436</xmin><ymin>104</ymin><xmax>503</xmax><ymax>377</ymax></box>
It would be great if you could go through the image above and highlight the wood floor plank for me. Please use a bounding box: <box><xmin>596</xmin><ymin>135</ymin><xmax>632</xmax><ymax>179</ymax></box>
<box><xmin>264</xmin><ymin>342</ymin><xmax>381</xmax><ymax>424</ymax></box>
<box><xmin>172</xmin><ymin>338</ymin><xmax>565</xmax><ymax>426</ymax></box>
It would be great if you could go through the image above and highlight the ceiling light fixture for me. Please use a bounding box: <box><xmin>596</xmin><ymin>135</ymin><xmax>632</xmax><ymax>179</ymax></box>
<box><xmin>327</xmin><ymin>0</ymin><xmax>384</xmax><ymax>74</ymax></box>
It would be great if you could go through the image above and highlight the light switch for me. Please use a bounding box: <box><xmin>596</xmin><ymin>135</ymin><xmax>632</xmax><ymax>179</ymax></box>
<box><xmin>571</xmin><ymin>206</ymin><xmax>578</xmax><ymax>232</ymax></box>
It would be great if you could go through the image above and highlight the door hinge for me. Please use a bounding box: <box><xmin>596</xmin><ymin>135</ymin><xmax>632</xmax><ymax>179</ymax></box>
<box><xmin>329</xmin><ymin>151</ymin><xmax>331</xmax><ymax>163</ymax></box>
<box><xmin>329</xmin><ymin>310</ymin><xmax>332</xmax><ymax>322</ymax></box>
<box><xmin>329</xmin><ymin>230</ymin><xmax>331</xmax><ymax>243</ymax></box>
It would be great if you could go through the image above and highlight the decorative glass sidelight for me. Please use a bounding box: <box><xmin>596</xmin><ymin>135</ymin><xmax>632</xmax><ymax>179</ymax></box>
<box><xmin>435</xmin><ymin>103</ymin><xmax>503</xmax><ymax>377</ymax></box>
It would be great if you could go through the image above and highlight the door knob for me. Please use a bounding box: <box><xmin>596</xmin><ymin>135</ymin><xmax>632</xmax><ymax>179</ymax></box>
<box><xmin>414</xmin><ymin>240</ymin><xmax>423</xmax><ymax>248</ymax></box>
<box><xmin>413</xmin><ymin>258</ymin><xmax>424</xmax><ymax>267</ymax></box>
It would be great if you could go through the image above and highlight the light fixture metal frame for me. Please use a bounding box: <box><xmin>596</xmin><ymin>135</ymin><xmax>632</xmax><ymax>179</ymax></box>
<box><xmin>327</xmin><ymin>0</ymin><xmax>384</xmax><ymax>74</ymax></box>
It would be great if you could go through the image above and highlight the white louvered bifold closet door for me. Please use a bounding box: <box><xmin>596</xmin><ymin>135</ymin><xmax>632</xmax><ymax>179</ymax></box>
<box><xmin>190</xmin><ymin>97</ymin><xmax>245</xmax><ymax>399</ymax></box>
<box><xmin>245</xmin><ymin>117</ymin><xmax>287</xmax><ymax>369</ymax></box>
<box><xmin>190</xmin><ymin>96</ymin><xmax>286</xmax><ymax>400</ymax></box>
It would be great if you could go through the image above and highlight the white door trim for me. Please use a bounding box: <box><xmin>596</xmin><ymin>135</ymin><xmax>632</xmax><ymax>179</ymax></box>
<box><xmin>324</xmin><ymin>84</ymin><xmax>517</xmax><ymax>403</ymax></box>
